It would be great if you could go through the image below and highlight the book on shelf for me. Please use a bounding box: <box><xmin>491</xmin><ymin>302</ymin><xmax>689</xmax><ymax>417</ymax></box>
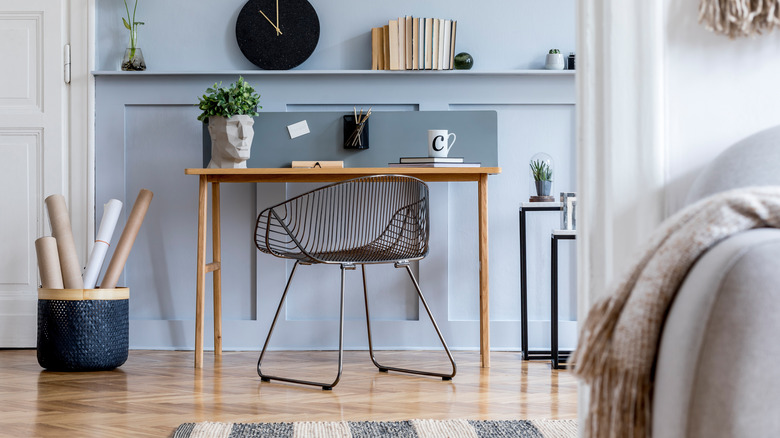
<box><xmin>405</xmin><ymin>16</ymin><xmax>413</xmax><ymax>70</ymax></box>
<box><xmin>412</xmin><ymin>17</ymin><xmax>420</xmax><ymax>70</ymax></box>
<box><xmin>442</xmin><ymin>19</ymin><xmax>452</xmax><ymax>70</ymax></box>
<box><xmin>437</xmin><ymin>19</ymin><xmax>446</xmax><ymax>70</ymax></box>
<box><xmin>397</xmin><ymin>17</ymin><xmax>406</xmax><ymax>70</ymax></box>
<box><xmin>449</xmin><ymin>20</ymin><xmax>457</xmax><ymax>68</ymax></box>
<box><xmin>418</xmin><ymin>18</ymin><xmax>425</xmax><ymax>69</ymax></box>
<box><xmin>371</xmin><ymin>27</ymin><xmax>381</xmax><ymax>70</ymax></box>
<box><xmin>383</xmin><ymin>25</ymin><xmax>390</xmax><ymax>69</ymax></box>
<box><xmin>400</xmin><ymin>156</ymin><xmax>465</xmax><ymax>164</ymax></box>
<box><xmin>424</xmin><ymin>18</ymin><xmax>433</xmax><ymax>69</ymax></box>
<box><xmin>431</xmin><ymin>19</ymin><xmax>440</xmax><ymax>70</ymax></box>
<box><xmin>388</xmin><ymin>20</ymin><xmax>399</xmax><ymax>70</ymax></box>
<box><xmin>388</xmin><ymin>162</ymin><xmax>481</xmax><ymax>168</ymax></box>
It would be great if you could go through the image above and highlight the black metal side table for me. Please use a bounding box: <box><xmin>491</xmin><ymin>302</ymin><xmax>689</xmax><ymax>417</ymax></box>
<box><xmin>551</xmin><ymin>229</ymin><xmax>576</xmax><ymax>370</ymax></box>
<box><xmin>519</xmin><ymin>202</ymin><xmax>561</xmax><ymax>360</ymax></box>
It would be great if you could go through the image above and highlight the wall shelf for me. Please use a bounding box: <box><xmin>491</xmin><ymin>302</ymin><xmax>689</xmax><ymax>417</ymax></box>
<box><xmin>92</xmin><ymin>69</ymin><xmax>576</xmax><ymax>77</ymax></box>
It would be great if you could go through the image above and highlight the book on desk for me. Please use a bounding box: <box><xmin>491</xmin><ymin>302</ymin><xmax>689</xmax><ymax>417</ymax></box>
<box><xmin>390</xmin><ymin>157</ymin><xmax>480</xmax><ymax>168</ymax></box>
<box><xmin>400</xmin><ymin>156</ymin><xmax>465</xmax><ymax>164</ymax></box>
<box><xmin>389</xmin><ymin>162</ymin><xmax>481</xmax><ymax>168</ymax></box>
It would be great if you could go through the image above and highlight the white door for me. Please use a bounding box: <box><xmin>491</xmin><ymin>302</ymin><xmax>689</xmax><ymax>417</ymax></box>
<box><xmin>0</xmin><ymin>0</ymin><xmax>67</xmax><ymax>346</ymax></box>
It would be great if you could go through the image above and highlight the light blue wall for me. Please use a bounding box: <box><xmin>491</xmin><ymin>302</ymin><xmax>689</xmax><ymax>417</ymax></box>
<box><xmin>93</xmin><ymin>0</ymin><xmax>577</xmax><ymax>353</ymax></box>
<box><xmin>94</xmin><ymin>72</ymin><xmax>577</xmax><ymax>351</ymax></box>
<box><xmin>97</xmin><ymin>0</ymin><xmax>575</xmax><ymax>71</ymax></box>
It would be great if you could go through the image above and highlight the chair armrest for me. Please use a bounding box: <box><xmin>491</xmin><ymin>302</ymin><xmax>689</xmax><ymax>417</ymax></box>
<box><xmin>255</xmin><ymin>203</ymin><xmax>317</xmax><ymax>262</ymax></box>
<box><xmin>653</xmin><ymin>228</ymin><xmax>780</xmax><ymax>438</ymax></box>
<box><xmin>368</xmin><ymin>199</ymin><xmax>429</xmax><ymax>260</ymax></box>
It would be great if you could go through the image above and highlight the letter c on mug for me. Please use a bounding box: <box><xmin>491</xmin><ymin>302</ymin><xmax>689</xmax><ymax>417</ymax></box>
<box><xmin>432</xmin><ymin>135</ymin><xmax>445</xmax><ymax>151</ymax></box>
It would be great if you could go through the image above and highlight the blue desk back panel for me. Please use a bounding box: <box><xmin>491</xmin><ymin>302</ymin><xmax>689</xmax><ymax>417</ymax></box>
<box><xmin>203</xmin><ymin>111</ymin><xmax>498</xmax><ymax>168</ymax></box>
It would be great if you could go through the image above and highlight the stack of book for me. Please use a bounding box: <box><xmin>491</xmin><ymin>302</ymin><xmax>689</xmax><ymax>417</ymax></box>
<box><xmin>371</xmin><ymin>17</ymin><xmax>457</xmax><ymax>71</ymax></box>
<box><xmin>388</xmin><ymin>157</ymin><xmax>480</xmax><ymax>167</ymax></box>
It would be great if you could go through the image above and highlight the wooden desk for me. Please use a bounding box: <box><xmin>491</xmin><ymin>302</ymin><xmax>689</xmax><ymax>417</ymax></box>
<box><xmin>185</xmin><ymin>167</ymin><xmax>501</xmax><ymax>369</ymax></box>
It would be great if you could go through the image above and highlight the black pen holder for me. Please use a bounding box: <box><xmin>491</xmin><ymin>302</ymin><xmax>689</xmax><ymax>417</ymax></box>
<box><xmin>343</xmin><ymin>115</ymin><xmax>369</xmax><ymax>149</ymax></box>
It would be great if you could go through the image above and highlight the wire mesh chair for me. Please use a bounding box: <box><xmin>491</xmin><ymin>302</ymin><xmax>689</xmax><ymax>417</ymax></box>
<box><xmin>254</xmin><ymin>175</ymin><xmax>456</xmax><ymax>390</ymax></box>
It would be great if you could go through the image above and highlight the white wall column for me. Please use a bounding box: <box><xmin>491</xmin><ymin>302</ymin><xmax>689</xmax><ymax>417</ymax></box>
<box><xmin>575</xmin><ymin>0</ymin><xmax>667</xmax><ymax>429</ymax></box>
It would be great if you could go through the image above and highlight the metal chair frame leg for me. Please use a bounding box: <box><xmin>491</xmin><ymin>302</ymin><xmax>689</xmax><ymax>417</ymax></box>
<box><xmin>257</xmin><ymin>261</ymin><xmax>346</xmax><ymax>390</ymax></box>
<box><xmin>362</xmin><ymin>264</ymin><xmax>457</xmax><ymax>380</ymax></box>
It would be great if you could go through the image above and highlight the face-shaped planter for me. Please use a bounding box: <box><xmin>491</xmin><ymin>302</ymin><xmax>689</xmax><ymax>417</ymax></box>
<box><xmin>207</xmin><ymin>115</ymin><xmax>255</xmax><ymax>169</ymax></box>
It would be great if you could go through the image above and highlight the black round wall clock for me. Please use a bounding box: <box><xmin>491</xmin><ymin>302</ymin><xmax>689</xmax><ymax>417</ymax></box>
<box><xmin>235</xmin><ymin>0</ymin><xmax>320</xmax><ymax>70</ymax></box>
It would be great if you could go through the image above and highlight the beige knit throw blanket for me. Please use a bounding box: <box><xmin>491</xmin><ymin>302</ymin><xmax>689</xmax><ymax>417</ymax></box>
<box><xmin>699</xmin><ymin>0</ymin><xmax>780</xmax><ymax>38</ymax></box>
<box><xmin>572</xmin><ymin>186</ymin><xmax>780</xmax><ymax>438</ymax></box>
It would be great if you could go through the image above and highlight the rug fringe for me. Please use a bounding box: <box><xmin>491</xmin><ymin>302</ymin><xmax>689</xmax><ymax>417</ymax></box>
<box><xmin>530</xmin><ymin>419</ymin><xmax>579</xmax><ymax>438</ymax></box>
<box><xmin>189</xmin><ymin>422</ymin><xmax>233</xmax><ymax>438</ymax></box>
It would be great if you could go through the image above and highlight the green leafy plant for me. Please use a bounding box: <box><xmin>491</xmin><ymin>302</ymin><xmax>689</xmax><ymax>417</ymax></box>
<box><xmin>123</xmin><ymin>0</ymin><xmax>144</xmax><ymax>56</ymax></box>
<box><xmin>196</xmin><ymin>77</ymin><xmax>262</xmax><ymax>122</ymax></box>
<box><xmin>548</xmin><ymin>49</ymin><xmax>561</xmax><ymax>54</ymax></box>
<box><xmin>530</xmin><ymin>159</ymin><xmax>553</xmax><ymax>181</ymax></box>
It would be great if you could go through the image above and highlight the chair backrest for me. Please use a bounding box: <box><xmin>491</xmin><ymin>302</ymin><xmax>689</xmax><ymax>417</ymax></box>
<box><xmin>686</xmin><ymin>124</ymin><xmax>780</xmax><ymax>204</ymax></box>
<box><xmin>255</xmin><ymin>175</ymin><xmax>429</xmax><ymax>263</ymax></box>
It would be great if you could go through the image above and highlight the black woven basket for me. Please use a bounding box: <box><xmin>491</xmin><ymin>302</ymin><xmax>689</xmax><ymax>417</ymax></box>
<box><xmin>37</xmin><ymin>288</ymin><xmax>129</xmax><ymax>371</ymax></box>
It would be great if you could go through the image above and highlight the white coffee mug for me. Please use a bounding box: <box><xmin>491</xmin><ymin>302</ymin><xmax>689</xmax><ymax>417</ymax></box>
<box><xmin>428</xmin><ymin>130</ymin><xmax>457</xmax><ymax>158</ymax></box>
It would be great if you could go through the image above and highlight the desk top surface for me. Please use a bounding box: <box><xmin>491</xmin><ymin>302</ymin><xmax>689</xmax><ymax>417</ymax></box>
<box><xmin>185</xmin><ymin>167</ymin><xmax>501</xmax><ymax>182</ymax></box>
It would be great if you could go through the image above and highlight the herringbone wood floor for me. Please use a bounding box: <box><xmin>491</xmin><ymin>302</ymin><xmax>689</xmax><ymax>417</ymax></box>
<box><xmin>0</xmin><ymin>350</ymin><xmax>577</xmax><ymax>437</ymax></box>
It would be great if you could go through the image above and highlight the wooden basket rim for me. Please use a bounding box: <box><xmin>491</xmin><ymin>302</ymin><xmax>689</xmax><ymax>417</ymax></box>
<box><xmin>38</xmin><ymin>288</ymin><xmax>129</xmax><ymax>301</ymax></box>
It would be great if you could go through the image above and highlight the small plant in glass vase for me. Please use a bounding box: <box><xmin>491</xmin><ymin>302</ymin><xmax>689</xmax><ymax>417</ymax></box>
<box><xmin>121</xmin><ymin>0</ymin><xmax>146</xmax><ymax>71</ymax></box>
<box><xmin>530</xmin><ymin>158</ymin><xmax>554</xmax><ymax>201</ymax></box>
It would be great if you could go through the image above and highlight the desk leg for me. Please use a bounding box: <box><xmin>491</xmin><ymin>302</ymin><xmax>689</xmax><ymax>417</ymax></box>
<box><xmin>478</xmin><ymin>174</ymin><xmax>490</xmax><ymax>368</ymax></box>
<box><xmin>212</xmin><ymin>182</ymin><xmax>222</xmax><ymax>357</ymax></box>
<box><xmin>195</xmin><ymin>176</ymin><xmax>208</xmax><ymax>368</ymax></box>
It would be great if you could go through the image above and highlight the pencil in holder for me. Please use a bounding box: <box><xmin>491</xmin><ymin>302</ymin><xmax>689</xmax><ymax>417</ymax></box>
<box><xmin>343</xmin><ymin>115</ymin><xmax>369</xmax><ymax>149</ymax></box>
<box><xmin>37</xmin><ymin>288</ymin><xmax>129</xmax><ymax>371</ymax></box>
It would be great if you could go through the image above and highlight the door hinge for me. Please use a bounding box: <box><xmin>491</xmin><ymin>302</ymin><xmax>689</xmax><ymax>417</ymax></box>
<box><xmin>64</xmin><ymin>44</ymin><xmax>71</xmax><ymax>84</ymax></box>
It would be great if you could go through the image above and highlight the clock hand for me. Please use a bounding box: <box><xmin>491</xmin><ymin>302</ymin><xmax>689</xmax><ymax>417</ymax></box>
<box><xmin>258</xmin><ymin>9</ymin><xmax>283</xmax><ymax>35</ymax></box>
<box><xmin>275</xmin><ymin>0</ymin><xmax>280</xmax><ymax>35</ymax></box>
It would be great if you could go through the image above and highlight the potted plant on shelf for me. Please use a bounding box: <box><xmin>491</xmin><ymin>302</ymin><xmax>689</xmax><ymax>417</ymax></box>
<box><xmin>530</xmin><ymin>158</ymin><xmax>554</xmax><ymax>201</ymax></box>
<box><xmin>121</xmin><ymin>0</ymin><xmax>146</xmax><ymax>71</ymax></box>
<box><xmin>545</xmin><ymin>49</ymin><xmax>564</xmax><ymax>70</ymax></box>
<box><xmin>197</xmin><ymin>77</ymin><xmax>262</xmax><ymax>169</ymax></box>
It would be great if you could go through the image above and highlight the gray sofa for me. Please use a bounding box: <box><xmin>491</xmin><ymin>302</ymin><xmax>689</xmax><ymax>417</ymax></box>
<box><xmin>652</xmin><ymin>126</ymin><xmax>780</xmax><ymax>437</ymax></box>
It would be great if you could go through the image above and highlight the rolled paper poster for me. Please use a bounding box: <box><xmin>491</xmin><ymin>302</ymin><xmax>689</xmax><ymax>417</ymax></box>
<box><xmin>35</xmin><ymin>237</ymin><xmax>64</xmax><ymax>289</ymax></box>
<box><xmin>82</xmin><ymin>199</ymin><xmax>123</xmax><ymax>289</ymax></box>
<box><xmin>100</xmin><ymin>189</ymin><xmax>153</xmax><ymax>289</ymax></box>
<box><xmin>45</xmin><ymin>194</ymin><xmax>83</xmax><ymax>289</ymax></box>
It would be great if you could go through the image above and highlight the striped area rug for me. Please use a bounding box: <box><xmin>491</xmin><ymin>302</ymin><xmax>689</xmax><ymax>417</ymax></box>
<box><xmin>172</xmin><ymin>419</ymin><xmax>577</xmax><ymax>438</ymax></box>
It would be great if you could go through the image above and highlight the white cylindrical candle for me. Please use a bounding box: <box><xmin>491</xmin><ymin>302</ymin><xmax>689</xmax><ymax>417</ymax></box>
<box><xmin>83</xmin><ymin>199</ymin><xmax>123</xmax><ymax>289</ymax></box>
